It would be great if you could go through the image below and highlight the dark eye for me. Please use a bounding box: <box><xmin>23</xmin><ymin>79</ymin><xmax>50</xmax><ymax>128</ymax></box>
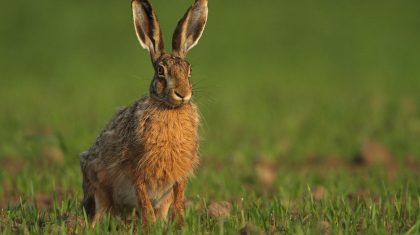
<box><xmin>157</xmin><ymin>65</ymin><xmax>165</xmax><ymax>77</ymax></box>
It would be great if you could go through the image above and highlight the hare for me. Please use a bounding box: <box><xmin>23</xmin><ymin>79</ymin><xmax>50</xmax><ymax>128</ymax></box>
<box><xmin>80</xmin><ymin>0</ymin><xmax>208</xmax><ymax>227</ymax></box>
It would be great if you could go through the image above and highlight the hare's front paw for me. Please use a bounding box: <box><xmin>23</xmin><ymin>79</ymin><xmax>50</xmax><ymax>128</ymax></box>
<box><xmin>172</xmin><ymin>209</ymin><xmax>185</xmax><ymax>227</ymax></box>
<box><xmin>141</xmin><ymin>209</ymin><xmax>156</xmax><ymax>228</ymax></box>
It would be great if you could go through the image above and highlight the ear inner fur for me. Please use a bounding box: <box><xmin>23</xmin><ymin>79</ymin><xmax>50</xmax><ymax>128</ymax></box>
<box><xmin>172</xmin><ymin>0</ymin><xmax>208</xmax><ymax>58</ymax></box>
<box><xmin>132</xmin><ymin>0</ymin><xmax>165</xmax><ymax>62</ymax></box>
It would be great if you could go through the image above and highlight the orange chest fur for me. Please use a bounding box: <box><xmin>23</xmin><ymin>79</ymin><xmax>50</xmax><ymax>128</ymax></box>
<box><xmin>135</xmin><ymin>102</ymin><xmax>199</xmax><ymax>185</ymax></box>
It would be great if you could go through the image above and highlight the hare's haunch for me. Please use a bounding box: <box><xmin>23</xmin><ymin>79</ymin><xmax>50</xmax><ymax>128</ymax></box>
<box><xmin>80</xmin><ymin>0</ymin><xmax>208</xmax><ymax>227</ymax></box>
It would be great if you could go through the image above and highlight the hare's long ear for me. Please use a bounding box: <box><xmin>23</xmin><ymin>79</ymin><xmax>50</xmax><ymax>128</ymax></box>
<box><xmin>172</xmin><ymin>0</ymin><xmax>208</xmax><ymax>58</ymax></box>
<box><xmin>132</xmin><ymin>0</ymin><xmax>164</xmax><ymax>63</ymax></box>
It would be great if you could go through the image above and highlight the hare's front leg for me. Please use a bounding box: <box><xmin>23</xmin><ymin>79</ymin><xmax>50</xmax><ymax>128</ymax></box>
<box><xmin>135</xmin><ymin>180</ymin><xmax>156</xmax><ymax>226</ymax></box>
<box><xmin>172</xmin><ymin>180</ymin><xmax>186</xmax><ymax>226</ymax></box>
<box><xmin>154</xmin><ymin>191</ymin><xmax>173</xmax><ymax>220</ymax></box>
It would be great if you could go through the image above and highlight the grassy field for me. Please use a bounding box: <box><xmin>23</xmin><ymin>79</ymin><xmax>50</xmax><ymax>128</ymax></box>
<box><xmin>0</xmin><ymin>0</ymin><xmax>419</xmax><ymax>234</ymax></box>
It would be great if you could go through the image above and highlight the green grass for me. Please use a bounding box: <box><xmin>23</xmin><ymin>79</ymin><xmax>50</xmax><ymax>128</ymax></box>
<box><xmin>0</xmin><ymin>0</ymin><xmax>419</xmax><ymax>234</ymax></box>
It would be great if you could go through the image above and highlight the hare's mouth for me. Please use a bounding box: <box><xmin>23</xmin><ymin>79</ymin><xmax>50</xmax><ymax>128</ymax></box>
<box><xmin>150</xmin><ymin>94</ymin><xmax>190</xmax><ymax>108</ymax></box>
<box><xmin>165</xmin><ymin>98</ymin><xmax>190</xmax><ymax>108</ymax></box>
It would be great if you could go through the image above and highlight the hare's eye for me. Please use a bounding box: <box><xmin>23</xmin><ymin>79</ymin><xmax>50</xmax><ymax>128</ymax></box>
<box><xmin>157</xmin><ymin>65</ymin><xmax>165</xmax><ymax>77</ymax></box>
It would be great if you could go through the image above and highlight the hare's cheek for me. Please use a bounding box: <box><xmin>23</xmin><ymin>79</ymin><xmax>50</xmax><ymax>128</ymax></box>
<box><xmin>154</xmin><ymin>79</ymin><xmax>166</xmax><ymax>96</ymax></box>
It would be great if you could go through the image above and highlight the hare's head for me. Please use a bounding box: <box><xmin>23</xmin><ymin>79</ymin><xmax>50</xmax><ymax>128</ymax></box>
<box><xmin>132</xmin><ymin>0</ymin><xmax>208</xmax><ymax>108</ymax></box>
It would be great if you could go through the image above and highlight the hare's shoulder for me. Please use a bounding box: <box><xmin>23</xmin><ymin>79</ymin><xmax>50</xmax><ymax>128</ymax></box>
<box><xmin>81</xmin><ymin>97</ymin><xmax>149</xmax><ymax>163</ymax></box>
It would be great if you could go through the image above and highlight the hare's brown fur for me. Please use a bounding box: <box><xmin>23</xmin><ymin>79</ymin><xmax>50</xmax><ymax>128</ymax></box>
<box><xmin>80</xmin><ymin>97</ymin><xmax>198</xmax><ymax>223</ymax></box>
<box><xmin>80</xmin><ymin>0</ymin><xmax>208</xmax><ymax>226</ymax></box>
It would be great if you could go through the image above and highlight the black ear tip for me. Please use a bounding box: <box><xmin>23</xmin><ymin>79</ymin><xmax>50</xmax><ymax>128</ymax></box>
<box><xmin>132</xmin><ymin>0</ymin><xmax>143</xmax><ymax>8</ymax></box>
<box><xmin>193</xmin><ymin>0</ymin><xmax>208</xmax><ymax>9</ymax></box>
<box><xmin>133</xmin><ymin>0</ymin><xmax>152</xmax><ymax>7</ymax></box>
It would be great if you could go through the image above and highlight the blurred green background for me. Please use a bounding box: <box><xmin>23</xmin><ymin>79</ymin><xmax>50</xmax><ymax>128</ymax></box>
<box><xmin>0</xmin><ymin>0</ymin><xmax>420</xmax><ymax>233</ymax></box>
<box><xmin>0</xmin><ymin>0</ymin><xmax>419</xmax><ymax>192</ymax></box>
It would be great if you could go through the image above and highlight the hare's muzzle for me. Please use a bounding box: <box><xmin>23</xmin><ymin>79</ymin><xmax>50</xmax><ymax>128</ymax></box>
<box><xmin>171</xmin><ymin>89</ymin><xmax>192</xmax><ymax>104</ymax></box>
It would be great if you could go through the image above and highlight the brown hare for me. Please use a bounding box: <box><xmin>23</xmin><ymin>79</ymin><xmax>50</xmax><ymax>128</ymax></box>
<box><xmin>80</xmin><ymin>0</ymin><xmax>208</xmax><ymax>227</ymax></box>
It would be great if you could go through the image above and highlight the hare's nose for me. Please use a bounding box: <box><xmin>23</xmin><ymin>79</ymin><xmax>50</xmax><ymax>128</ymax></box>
<box><xmin>174</xmin><ymin>91</ymin><xmax>184</xmax><ymax>99</ymax></box>
<box><xmin>172</xmin><ymin>90</ymin><xmax>191</xmax><ymax>102</ymax></box>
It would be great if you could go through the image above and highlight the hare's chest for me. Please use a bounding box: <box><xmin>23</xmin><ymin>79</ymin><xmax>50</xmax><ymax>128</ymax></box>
<box><xmin>136</xmin><ymin>105</ymin><xmax>199</xmax><ymax>183</ymax></box>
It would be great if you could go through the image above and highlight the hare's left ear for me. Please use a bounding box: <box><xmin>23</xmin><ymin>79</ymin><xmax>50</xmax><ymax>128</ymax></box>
<box><xmin>172</xmin><ymin>0</ymin><xmax>208</xmax><ymax>58</ymax></box>
<box><xmin>132</xmin><ymin>0</ymin><xmax>164</xmax><ymax>63</ymax></box>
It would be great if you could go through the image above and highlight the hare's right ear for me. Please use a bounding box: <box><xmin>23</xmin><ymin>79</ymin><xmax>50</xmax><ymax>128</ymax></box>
<box><xmin>132</xmin><ymin>0</ymin><xmax>164</xmax><ymax>63</ymax></box>
<box><xmin>172</xmin><ymin>0</ymin><xmax>208</xmax><ymax>58</ymax></box>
